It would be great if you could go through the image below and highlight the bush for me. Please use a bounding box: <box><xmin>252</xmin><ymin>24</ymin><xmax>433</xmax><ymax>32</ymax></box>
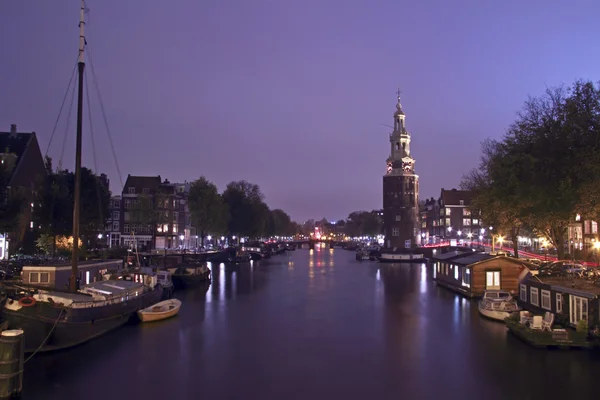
<box><xmin>576</xmin><ymin>319</ymin><xmax>588</xmax><ymax>334</ymax></box>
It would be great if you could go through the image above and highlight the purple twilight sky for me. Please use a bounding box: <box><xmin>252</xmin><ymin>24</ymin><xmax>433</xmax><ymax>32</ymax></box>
<box><xmin>2</xmin><ymin>0</ymin><xmax>600</xmax><ymax>222</ymax></box>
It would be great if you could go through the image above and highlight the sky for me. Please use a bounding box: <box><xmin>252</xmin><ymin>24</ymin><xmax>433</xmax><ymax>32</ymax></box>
<box><xmin>2</xmin><ymin>0</ymin><xmax>600</xmax><ymax>223</ymax></box>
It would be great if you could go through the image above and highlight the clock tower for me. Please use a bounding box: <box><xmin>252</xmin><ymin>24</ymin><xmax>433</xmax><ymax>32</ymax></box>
<box><xmin>383</xmin><ymin>90</ymin><xmax>420</xmax><ymax>249</ymax></box>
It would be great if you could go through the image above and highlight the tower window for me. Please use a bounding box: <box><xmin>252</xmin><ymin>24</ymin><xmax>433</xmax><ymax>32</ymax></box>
<box><xmin>396</xmin><ymin>142</ymin><xmax>400</xmax><ymax>151</ymax></box>
<box><xmin>396</xmin><ymin>214</ymin><xmax>401</xmax><ymax>221</ymax></box>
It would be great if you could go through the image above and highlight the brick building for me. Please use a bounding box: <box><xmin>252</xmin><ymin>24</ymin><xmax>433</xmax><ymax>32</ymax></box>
<box><xmin>0</xmin><ymin>124</ymin><xmax>47</xmax><ymax>258</ymax></box>
<box><xmin>420</xmin><ymin>188</ymin><xmax>484</xmax><ymax>244</ymax></box>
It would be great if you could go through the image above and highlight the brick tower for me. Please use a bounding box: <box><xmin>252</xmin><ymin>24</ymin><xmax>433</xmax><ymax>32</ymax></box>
<box><xmin>383</xmin><ymin>90</ymin><xmax>420</xmax><ymax>249</ymax></box>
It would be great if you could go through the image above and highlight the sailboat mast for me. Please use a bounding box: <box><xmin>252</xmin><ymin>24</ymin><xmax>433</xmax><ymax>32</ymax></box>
<box><xmin>70</xmin><ymin>0</ymin><xmax>86</xmax><ymax>293</ymax></box>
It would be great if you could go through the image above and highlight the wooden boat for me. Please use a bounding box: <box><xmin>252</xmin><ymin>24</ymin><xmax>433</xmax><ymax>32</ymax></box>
<box><xmin>137</xmin><ymin>299</ymin><xmax>182</xmax><ymax>322</ymax></box>
<box><xmin>477</xmin><ymin>290</ymin><xmax>521</xmax><ymax>321</ymax></box>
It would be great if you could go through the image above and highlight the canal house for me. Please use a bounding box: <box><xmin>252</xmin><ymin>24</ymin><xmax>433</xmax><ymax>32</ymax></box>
<box><xmin>433</xmin><ymin>252</ymin><xmax>530</xmax><ymax>298</ymax></box>
<box><xmin>517</xmin><ymin>274</ymin><xmax>600</xmax><ymax>329</ymax></box>
<box><xmin>21</xmin><ymin>260</ymin><xmax>124</xmax><ymax>290</ymax></box>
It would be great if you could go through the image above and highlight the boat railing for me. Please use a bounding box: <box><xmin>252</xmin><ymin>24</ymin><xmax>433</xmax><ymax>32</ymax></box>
<box><xmin>70</xmin><ymin>288</ymin><xmax>149</xmax><ymax>309</ymax></box>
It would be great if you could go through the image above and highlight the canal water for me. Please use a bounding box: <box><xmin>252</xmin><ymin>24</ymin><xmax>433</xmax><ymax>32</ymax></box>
<box><xmin>24</xmin><ymin>247</ymin><xmax>600</xmax><ymax>399</ymax></box>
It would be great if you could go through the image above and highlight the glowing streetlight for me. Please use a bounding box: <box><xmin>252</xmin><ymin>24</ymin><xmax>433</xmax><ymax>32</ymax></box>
<box><xmin>207</xmin><ymin>235</ymin><xmax>212</xmax><ymax>241</ymax></box>
<box><xmin>447</xmin><ymin>227</ymin><xmax>452</xmax><ymax>232</ymax></box>
<box><xmin>467</xmin><ymin>233</ymin><xmax>473</xmax><ymax>239</ymax></box>
<box><xmin>594</xmin><ymin>241</ymin><xmax>600</xmax><ymax>250</ymax></box>
<box><xmin>479</xmin><ymin>235</ymin><xmax>483</xmax><ymax>240</ymax></box>
<box><xmin>179</xmin><ymin>234</ymin><xmax>184</xmax><ymax>241</ymax></box>
<box><xmin>97</xmin><ymin>233</ymin><xmax>103</xmax><ymax>239</ymax></box>
<box><xmin>457</xmin><ymin>230</ymin><xmax>462</xmax><ymax>236</ymax></box>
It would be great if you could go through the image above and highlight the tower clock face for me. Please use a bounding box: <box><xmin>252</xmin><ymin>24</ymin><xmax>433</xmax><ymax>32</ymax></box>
<box><xmin>387</xmin><ymin>162</ymin><xmax>392</xmax><ymax>174</ymax></box>
<box><xmin>402</xmin><ymin>161</ymin><xmax>412</xmax><ymax>172</ymax></box>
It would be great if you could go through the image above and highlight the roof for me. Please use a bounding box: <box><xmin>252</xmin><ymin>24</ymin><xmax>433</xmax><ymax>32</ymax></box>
<box><xmin>440</xmin><ymin>188</ymin><xmax>472</xmax><ymax>206</ymax></box>
<box><xmin>433</xmin><ymin>250</ymin><xmax>471</xmax><ymax>261</ymax></box>
<box><xmin>533</xmin><ymin>276</ymin><xmax>600</xmax><ymax>297</ymax></box>
<box><xmin>0</xmin><ymin>128</ymin><xmax>37</xmax><ymax>185</ymax></box>
<box><xmin>123</xmin><ymin>175</ymin><xmax>162</xmax><ymax>193</ymax></box>
<box><xmin>451</xmin><ymin>253</ymin><xmax>495</xmax><ymax>265</ymax></box>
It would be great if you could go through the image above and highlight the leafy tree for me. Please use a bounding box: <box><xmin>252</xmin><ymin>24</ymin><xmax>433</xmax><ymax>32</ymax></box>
<box><xmin>467</xmin><ymin>80</ymin><xmax>600</xmax><ymax>259</ymax></box>
<box><xmin>35</xmin><ymin>158</ymin><xmax>110</xmax><ymax>251</ymax></box>
<box><xmin>461</xmin><ymin>139</ymin><xmax>526</xmax><ymax>257</ymax></box>
<box><xmin>222</xmin><ymin>180</ymin><xmax>268</xmax><ymax>239</ymax></box>
<box><xmin>268</xmin><ymin>209</ymin><xmax>293</xmax><ymax>236</ymax></box>
<box><xmin>188</xmin><ymin>177</ymin><xmax>229</xmax><ymax>246</ymax></box>
<box><xmin>345</xmin><ymin>211</ymin><xmax>383</xmax><ymax>237</ymax></box>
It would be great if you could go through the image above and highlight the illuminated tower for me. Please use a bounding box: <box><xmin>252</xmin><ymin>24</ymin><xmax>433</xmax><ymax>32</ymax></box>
<box><xmin>382</xmin><ymin>90</ymin><xmax>420</xmax><ymax>249</ymax></box>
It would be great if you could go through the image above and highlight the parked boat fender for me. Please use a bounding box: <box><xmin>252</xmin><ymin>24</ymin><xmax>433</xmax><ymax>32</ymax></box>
<box><xmin>17</xmin><ymin>297</ymin><xmax>36</xmax><ymax>307</ymax></box>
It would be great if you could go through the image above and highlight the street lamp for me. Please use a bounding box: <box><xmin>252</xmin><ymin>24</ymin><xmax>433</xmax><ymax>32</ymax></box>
<box><xmin>179</xmin><ymin>234</ymin><xmax>185</xmax><ymax>249</ymax></box>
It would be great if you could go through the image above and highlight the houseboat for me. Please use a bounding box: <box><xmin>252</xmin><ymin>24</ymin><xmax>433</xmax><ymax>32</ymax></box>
<box><xmin>517</xmin><ymin>274</ymin><xmax>600</xmax><ymax>330</ymax></box>
<box><xmin>378</xmin><ymin>248</ymin><xmax>426</xmax><ymax>263</ymax></box>
<box><xmin>432</xmin><ymin>251</ymin><xmax>531</xmax><ymax>298</ymax></box>
<box><xmin>20</xmin><ymin>260</ymin><xmax>124</xmax><ymax>290</ymax></box>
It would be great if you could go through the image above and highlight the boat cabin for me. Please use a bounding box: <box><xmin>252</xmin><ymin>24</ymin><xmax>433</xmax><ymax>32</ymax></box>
<box><xmin>432</xmin><ymin>251</ymin><xmax>530</xmax><ymax>298</ymax></box>
<box><xmin>21</xmin><ymin>260</ymin><xmax>124</xmax><ymax>290</ymax></box>
<box><xmin>517</xmin><ymin>274</ymin><xmax>600</xmax><ymax>329</ymax></box>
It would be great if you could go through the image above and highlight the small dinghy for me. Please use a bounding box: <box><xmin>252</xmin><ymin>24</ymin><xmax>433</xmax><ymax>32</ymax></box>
<box><xmin>137</xmin><ymin>299</ymin><xmax>182</xmax><ymax>323</ymax></box>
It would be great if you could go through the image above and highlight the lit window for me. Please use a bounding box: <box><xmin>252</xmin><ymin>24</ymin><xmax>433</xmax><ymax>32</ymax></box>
<box><xmin>520</xmin><ymin>284</ymin><xmax>527</xmax><ymax>302</ymax></box>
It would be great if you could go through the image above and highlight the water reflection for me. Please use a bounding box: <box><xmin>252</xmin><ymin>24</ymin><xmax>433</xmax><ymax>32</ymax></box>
<box><xmin>22</xmin><ymin>250</ymin><xmax>600</xmax><ymax>400</ymax></box>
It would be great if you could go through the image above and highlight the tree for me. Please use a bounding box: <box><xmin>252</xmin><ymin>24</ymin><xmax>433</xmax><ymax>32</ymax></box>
<box><xmin>35</xmin><ymin>159</ymin><xmax>110</xmax><ymax>252</ymax></box>
<box><xmin>345</xmin><ymin>211</ymin><xmax>383</xmax><ymax>237</ymax></box>
<box><xmin>467</xmin><ymin>80</ymin><xmax>600</xmax><ymax>259</ymax></box>
<box><xmin>268</xmin><ymin>209</ymin><xmax>293</xmax><ymax>236</ymax></box>
<box><xmin>188</xmin><ymin>177</ymin><xmax>229</xmax><ymax>246</ymax></box>
<box><xmin>222</xmin><ymin>180</ymin><xmax>268</xmax><ymax>239</ymax></box>
<box><xmin>461</xmin><ymin>139</ymin><xmax>526</xmax><ymax>257</ymax></box>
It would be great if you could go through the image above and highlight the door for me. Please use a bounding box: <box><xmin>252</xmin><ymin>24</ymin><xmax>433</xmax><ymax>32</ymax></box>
<box><xmin>485</xmin><ymin>271</ymin><xmax>501</xmax><ymax>290</ymax></box>
<box><xmin>569</xmin><ymin>295</ymin><xmax>588</xmax><ymax>325</ymax></box>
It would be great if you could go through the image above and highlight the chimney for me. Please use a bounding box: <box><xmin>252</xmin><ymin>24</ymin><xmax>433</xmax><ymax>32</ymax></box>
<box><xmin>10</xmin><ymin>124</ymin><xmax>16</xmax><ymax>133</ymax></box>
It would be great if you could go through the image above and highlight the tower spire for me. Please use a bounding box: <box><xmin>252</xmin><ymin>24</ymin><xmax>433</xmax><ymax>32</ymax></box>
<box><xmin>396</xmin><ymin>87</ymin><xmax>402</xmax><ymax>110</ymax></box>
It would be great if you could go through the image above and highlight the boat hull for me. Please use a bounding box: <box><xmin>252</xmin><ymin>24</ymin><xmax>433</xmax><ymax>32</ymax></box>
<box><xmin>138</xmin><ymin>299</ymin><xmax>181</xmax><ymax>323</ymax></box>
<box><xmin>378</xmin><ymin>254</ymin><xmax>427</xmax><ymax>263</ymax></box>
<box><xmin>3</xmin><ymin>286</ymin><xmax>163</xmax><ymax>353</ymax></box>
<box><xmin>477</xmin><ymin>302</ymin><xmax>515</xmax><ymax>322</ymax></box>
<box><xmin>171</xmin><ymin>272</ymin><xmax>210</xmax><ymax>289</ymax></box>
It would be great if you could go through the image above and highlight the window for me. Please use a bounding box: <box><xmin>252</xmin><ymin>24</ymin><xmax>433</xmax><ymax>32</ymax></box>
<box><xmin>142</xmin><ymin>188</ymin><xmax>150</xmax><ymax>195</ymax></box>
<box><xmin>396</xmin><ymin>142</ymin><xmax>400</xmax><ymax>150</ymax></box>
<box><xmin>130</xmin><ymin>224</ymin><xmax>136</xmax><ymax>233</ymax></box>
<box><xmin>472</xmin><ymin>219</ymin><xmax>479</xmax><ymax>225</ymax></box>
<box><xmin>124</xmin><ymin>200</ymin><xmax>131</xmax><ymax>208</ymax></box>
<box><xmin>112</xmin><ymin>222</ymin><xmax>119</xmax><ymax>231</ymax></box>
<box><xmin>570</xmin><ymin>295</ymin><xmax>588</xmax><ymax>325</ymax></box>
<box><xmin>520</xmin><ymin>284</ymin><xmax>527</xmax><ymax>302</ymax></box>
<box><xmin>556</xmin><ymin>293</ymin><xmax>563</xmax><ymax>313</ymax></box>
<box><xmin>404</xmin><ymin>240</ymin><xmax>411</xmax><ymax>248</ymax></box>
<box><xmin>396</xmin><ymin>214</ymin><xmax>401</xmax><ymax>221</ymax></box>
<box><xmin>124</xmin><ymin>212</ymin><xmax>130</xmax><ymax>222</ymax></box>
<box><xmin>112</xmin><ymin>199</ymin><xmax>120</xmax><ymax>208</ymax></box>
<box><xmin>173</xmin><ymin>212</ymin><xmax>179</xmax><ymax>222</ymax></box>
<box><xmin>173</xmin><ymin>224</ymin><xmax>178</xmax><ymax>234</ymax></box>
<box><xmin>541</xmin><ymin>289</ymin><xmax>551</xmax><ymax>310</ymax></box>
<box><xmin>124</xmin><ymin>224</ymin><xmax>130</xmax><ymax>233</ymax></box>
<box><xmin>459</xmin><ymin>200</ymin><xmax>464</xmax><ymax>205</ymax></box>
<box><xmin>462</xmin><ymin>208</ymin><xmax>471</xmax><ymax>216</ymax></box>
<box><xmin>392</xmin><ymin>228</ymin><xmax>399</xmax><ymax>236</ymax></box>
<box><xmin>445</xmin><ymin>208</ymin><xmax>451</xmax><ymax>215</ymax></box>
<box><xmin>530</xmin><ymin>287</ymin><xmax>539</xmax><ymax>306</ymax></box>
<box><xmin>485</xmin><ymin>271</ymin><xmax>501</xmax><ymax>290</ymax></box>
<box><xmin>29</xmin><ymin>272</ymin><xmax>39</xmax><ymax>283</ymax></box>
<box><xmin>445</xmin><ymin>218</ymin><xmax>450</xmax><ymax>226</ymax></box>
<box><xmin>454</xmin><ymin>266</ymin><xmax>459</xmax><ymax>280</ymax></box>
<box><xmin>421</xmin><ymin>221</ymin><xmax>426</xmax><ymax>228</ymax></box>
<box><xmin>128</xmin><ymin>187</ymin><xmax>135</xmax><ymax>194</ymax></box>
<box><xmin>462</xmin><ymin>268</ymin><xmax>471</xmax><ymax>287</ymax></box>
<box><xmin>462</xmin><ymin>219</ymin><xmax>471</xmax><ymax>226</ymax></box>
<box><xmin>40</xmin><ymin>272</ymin><xmax>49</xmax><ymax>283</ymax></box>
<box><xmin>112</xmin><ymin>211</ymin><xmax>119</xmax><ymax>220</ymax></box>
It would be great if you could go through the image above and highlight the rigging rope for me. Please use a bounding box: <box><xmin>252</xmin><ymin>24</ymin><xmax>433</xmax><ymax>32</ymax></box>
<box><xmin>57</xmin><ymin>77</ymin><xmax>77</xmax><ymax>172</ymax></box>
<box><xmin>87</xmin><ymin>43</ymin><xmax>124</xmax><ymax>190</ymax></box>
<box><xmin>84</xmin><ymin>70</ymin><xmax>105</xmax><ymax>232</ymax></box>
<box><xmin>44</xmin><ymin>58</ymin><xmax>78</xmax><ymax>158</ymax></box>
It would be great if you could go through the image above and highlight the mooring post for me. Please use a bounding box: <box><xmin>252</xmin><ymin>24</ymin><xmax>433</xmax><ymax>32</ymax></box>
<box><xmin>0</xmin><ymin>329</ymin><xmax>24</xmax><ymax>399</ymax></box>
